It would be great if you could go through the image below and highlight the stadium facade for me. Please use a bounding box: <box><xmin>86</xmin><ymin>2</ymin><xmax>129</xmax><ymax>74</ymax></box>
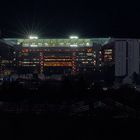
<box><xmin>3</xmin><ymin>37</ymin><xmax>112</xmax><ymax>76</ymax></box>
<box><xmin>1</xmin><ymin>37</ymin><xmax>140</xmax><ymax>78</ymax></box>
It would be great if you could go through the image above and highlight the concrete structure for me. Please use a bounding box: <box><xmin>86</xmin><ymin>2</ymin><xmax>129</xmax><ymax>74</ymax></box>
<box><xmin>114</xmin><ymin>39</ymin><xmax>140</xmax><ymax>77</ymax></box>
<box><xmin>2</xmin><ymin>37</ymin><xmax>140</xmax><ymax>79</ymax></box>
<box><xmin>127</xmin><ymin>40</ymin><xmax>139</xmax><ymax>75</ymax></box>
<box><xmin>4</xmin><ymin>38</ymin><xmax>111</xmax><ymax>75</ymax></box>
<box><xmin>115</xmin><ymin>40</ymin><xmax>127</xmax><ymax>76</ymax></box>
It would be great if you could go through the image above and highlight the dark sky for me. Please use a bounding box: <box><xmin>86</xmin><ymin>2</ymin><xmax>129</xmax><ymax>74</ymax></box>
<box><xmin>0</xmin><ymin>0</ymin><xmax>140</xmax><ymax>38</ymax></box>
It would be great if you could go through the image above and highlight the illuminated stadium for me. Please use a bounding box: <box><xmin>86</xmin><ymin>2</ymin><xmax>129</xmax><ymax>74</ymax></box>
<box><xmin>4</xmin><ymin>37</ymin><xmax>112</xmax><ymax>75</ymax></box>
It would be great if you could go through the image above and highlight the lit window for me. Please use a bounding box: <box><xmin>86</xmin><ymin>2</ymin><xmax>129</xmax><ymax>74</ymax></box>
<box><xmin>87</xmin><ymin>53</ymin><xmax>93</xmax><ymax>56</ymax></box>
<box><xmin>44</xmin><ymin>43</ymin><xmax>48</xmax><ymax>46</ymax></box>
<box><xmin>30</xmin><ymin>44</ymin><xmax>38</xmax><ymax>47</ymax></box>
<box><xmin>87</xmin><ymin>59</ymin><xmax>92</xmax><ymax>61</ymax></box>
<box><xmin>38</xmin><ymin>43</ymin><xmax>42</xmax><ymax>46</ymax></box>
<box><xmin>94</xmin><ymin>54</ymin><xmax>96</xmax><ymax>58</ymax></box>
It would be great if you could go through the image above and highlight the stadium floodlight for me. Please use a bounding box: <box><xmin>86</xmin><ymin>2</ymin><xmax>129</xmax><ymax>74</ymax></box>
<box><xmin>29</xmin><ymin>36</ymin><xmax>38</xmax><ymax>39</ymax></box>
<box><xmin>86</xmin><ymin>42</ymin><xmax>90</xmax><ymax>46</ymax></box>
<box><xmin>70</xmin><ymin>44</ymin><xmax>78</xmax><ymax>47</ymax></box>
<box><xmin>69</xmin><ymin>36</ymin><xmax>79</xmax><ymax>39</ymax></box>
<box><xmin>30</xmin><ymin>44</ymin><xmax>38</xmax><ymax>47</ymax></box>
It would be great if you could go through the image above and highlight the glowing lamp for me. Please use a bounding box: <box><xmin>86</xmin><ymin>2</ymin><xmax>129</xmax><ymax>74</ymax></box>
<box><xmin>70</xmin><ymin>36</ymin><xmax>79</xmax><ymax>39</ymax></box>
<box><xmin>29</xmin><ymin>36</ymin><xmax>38</xmax><ymax>39</ymax></box>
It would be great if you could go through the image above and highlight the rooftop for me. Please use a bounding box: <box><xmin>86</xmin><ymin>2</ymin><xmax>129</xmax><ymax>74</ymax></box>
<box><xmin>4</xmin><ymin>38</ymin><xmax>111</xmax><ymax>47</ymax></box>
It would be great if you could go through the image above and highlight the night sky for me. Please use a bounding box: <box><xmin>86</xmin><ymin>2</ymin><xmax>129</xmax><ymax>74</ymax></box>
<box><xmin>0</xmin><ymin>0</ymin><xmax>140</xmax><ymax>38</ymax></box>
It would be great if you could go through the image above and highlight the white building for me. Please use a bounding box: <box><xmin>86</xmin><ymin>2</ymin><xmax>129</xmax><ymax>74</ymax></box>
<box><xmin>115</xmin><ymin>39</ymin><xmax>140</xmax><ymax>77</ymax></box>
<box><xmin>127</xmin><ymin>40</ymin><xmax>139</xmax><ymax>75</ymax></box>
<box><xmin>115</xmin><ymin>40</ymin><xmax>127</xmax><ymax>76</ymax></box>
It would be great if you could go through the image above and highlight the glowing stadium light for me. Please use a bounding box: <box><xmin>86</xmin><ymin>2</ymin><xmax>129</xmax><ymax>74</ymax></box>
<box><xmin>86</xmin><ymin>42</ymin><xmax>90</xmax><ymax>46</ymax></box>
<box><xmin>70</xmin><ymin>44</ymin><xmax>78</xmax><ymax>47</ymax></box>
<box><xmin>30</xmin><ymin>44</ymin><xmax>38</xmax><ymax>47</ymax></box>
<box><xmin>70</xmin><ymin>36</ymin><xmax>79</xmax><ymax>39</ymax></box>
<box><xmin>29</xmin><ymin>36</ymin><xmax>38</xmax><ymax>39</ymax></box>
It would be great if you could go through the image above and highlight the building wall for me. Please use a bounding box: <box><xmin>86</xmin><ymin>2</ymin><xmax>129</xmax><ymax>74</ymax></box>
<box><xmin>101</xmin><ymin>42</ymin><xmax>114</xmax><ymax>65</ymax></box>
<box><xmin>115</xmin><ymin>40</ymin><xmax>127</xmax><ymax>77</ymax></box>
<box><xmin>4</xmin><ymin>38</ymin><xmax>140</xmax><ymax>78</ymax></box>
<box><xmin>18</xmin><ymin>46</ymin><xmax>98</xmax><ymax>75</ymax></box>
<box><xmin>127</xmin><ymin>40</ymin><xmax>139</xmax><ymax>75</ymax></box>
<box><xmin>114</xmin><ymin>39</ymin><xmax>140</xmax><ymax>77</ymax></box>
<box><xmin>0</xmin><ymin>40</ymin><xmax>15</xmax><ymax>76</ymax></box>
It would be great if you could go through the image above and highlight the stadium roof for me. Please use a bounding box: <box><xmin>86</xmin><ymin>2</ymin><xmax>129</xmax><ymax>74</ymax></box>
<box><xmin>4</xmin><ymin>38</ymin><xmax>111</xmax><ymax>47</ymax></box>
<box><xmin>0</xmin><ymin>39</ymin><xmax>14</xmax><ymax>47</ymax></box>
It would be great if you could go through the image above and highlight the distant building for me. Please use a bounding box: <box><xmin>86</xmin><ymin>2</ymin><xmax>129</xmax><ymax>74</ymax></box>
<box><xmin>114</xmin><ymin>39</ymin><xmax>140</xmax><ymax>77</ymax></box>
<box><xmin>101</xmin><ymin>41</ymin><xmax>114</xmax><ymax>66</ymax></box>
<box><xmin>101</xmin><ymin>38</ymin><xmax>140</xmax><ymax>78</ymax></box>
<box><xmin>0</xmin><ymin>39</ymin><xmax>16</xmax><ymax>77</ymax></box>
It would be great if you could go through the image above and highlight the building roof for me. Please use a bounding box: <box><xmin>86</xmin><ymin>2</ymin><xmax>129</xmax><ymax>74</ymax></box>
<box><xmin>0</xmin><ymin>39</ymin><xmax>14</xmax><ymax>47</ymax></box>
<box><xmin>4</xmin><ymin>38</ymin><xmax>111</xmax><ymax>47</ymax></box>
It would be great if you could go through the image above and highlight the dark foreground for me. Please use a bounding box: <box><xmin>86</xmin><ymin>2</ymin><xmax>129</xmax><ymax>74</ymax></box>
<box><xmin>0</xmin><ymin>78</ymin><xmax>140</xmax><ymax>139</ymax></box>
<box><xmin>0</xmin><ymin>113</ymin><xmax>140</xmax><ymax>140</ymax></box>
